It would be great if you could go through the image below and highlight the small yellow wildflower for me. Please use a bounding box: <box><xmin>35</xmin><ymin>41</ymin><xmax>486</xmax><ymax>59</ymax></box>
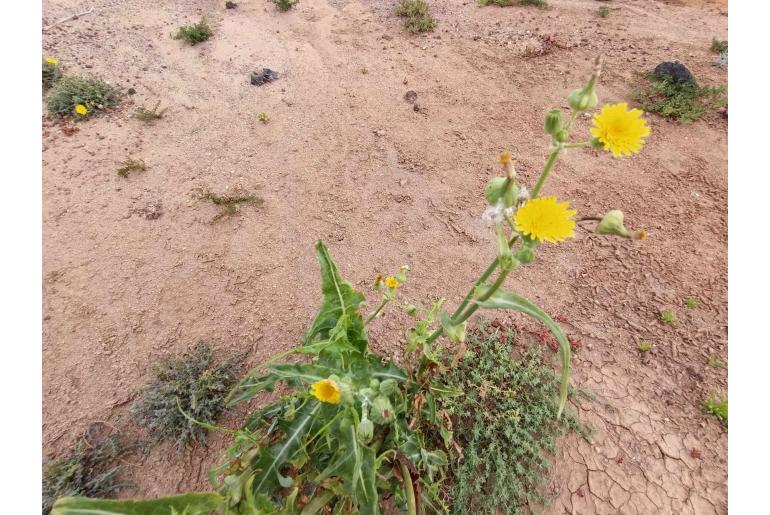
<box><xmin>74</xmin><ymin>104</ymin><xmax>88</xmax><ymax>116</ymax></box>
<box><xmin>499</xmin><ymin>151</ymin><xmax>512</xmax><ymax>165</ymax></box>
<box><xmin>310</xmin><ymin>379</ymin><xmax>341</xmax><ymax>405</ymax></box>
<box><xmin>385</xmin><ymin>276</ymin><xmax>400</xmax><ymax>289</ymax></box>
<box><xmin>514</xmin><ymin>196</ymin><xmax>576</xmax><ymax>243</ymax></box>
<box><xmin>590</xmin><ymin>102</ymin><xmax>651</xmax><ymax>158</ymax></box>
<box><xmin>635</xmin><ymin>229</ymin><xmax>648</xmax><ymax>241</ymax></box>
<box><xmin>46</xmin><ymin>57</ymin><xmax>58</xmax><ymax>65</ymax></box>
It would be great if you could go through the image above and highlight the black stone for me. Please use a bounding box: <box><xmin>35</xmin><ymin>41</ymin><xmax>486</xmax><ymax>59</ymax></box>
<box><xmin>653</xmin><ymin>61</ymin><xmax>695</xmax><ymax>84</ymax></box>
<box><xmin>127</xmin><ymin>87</ymin><xmax>136</xmax><ymax>95</ymax></box>
<box><xmin>250</xmin><ymin>68</ymin><xmax>279</xmax><ymax>86</ymax></box>
<box><xmin>225</xmin><ymin>1</ymin><xmax>237</xmax><ymax>8</ymax></box>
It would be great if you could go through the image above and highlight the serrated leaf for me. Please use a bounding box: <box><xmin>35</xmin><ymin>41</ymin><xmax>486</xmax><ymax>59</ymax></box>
<box><xmin>473</xmin><ymin>288</ymin><xmax>571</xmax><ymax>417</ymax></box>
<box><xmin>303</xmin><ymin>241</ymin><xmax>368</xmax><ymax>352</ymax></box>
<box><xmin>51</xmin><ymin>493</ymin><xmax>225</xmax><ymax>515</ymax></box>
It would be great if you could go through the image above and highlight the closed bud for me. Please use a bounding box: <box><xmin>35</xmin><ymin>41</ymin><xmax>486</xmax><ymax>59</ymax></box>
<box><xmin>358</xmin><ymin>418</ymin><xmax>374</xmax><ymax>442</ymax></box>
<box><xmin>516</xmin><ymin>247</ymin><xmax>535</xmax><ymax>264</ymax></box>
<box><xmin>567</xmin><ymin>87</ymin><xmax>598</xmax><ymax>112</ymax></box>
<box><xmin>484</xmin><ymin>177</ymin><xmax>508</xmax><ymax>205</ymax></box>
<box><xmin>379</xmin><ymin>379</ymin><xmax>397</xmax><ymax>396</ymax></box>
<box><xmin>371</xmin><ymin>395</ymin><xmax>395</xmax><ymax>424</ymax></box>
<box><xmin>555</xmin><ymin>129</ymin><xmax>569</xmax><ymax>143</ymax></box>
<box><xmin>590</xmin><ymin>136</ymin><xmax>604</xmax><ymax>149</ymax></box>
<box><xmin>545</xmin><ymin>109</ymin><xmax>563</xmax><ymax>135</ymax></box>
<box><xmin>403</xmin><ymin>303</ymin><xmax>417</xmax><ymax>316</ymax></box>
<box><xmin>597</xmin><ymin>210</ymin><xmax>630</xmax><ymax>238</ymax></box>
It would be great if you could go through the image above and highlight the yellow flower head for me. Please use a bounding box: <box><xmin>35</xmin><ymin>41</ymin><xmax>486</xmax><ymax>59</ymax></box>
<box><xmin>514</xmin><ymin>196</ymin><xmax>576</xmax><ymax>243</ymax></box>
<box><xmin>311</xmin><ymin>379</ymin><xmax>341</xmax><ymax>404</ymax></box>
<box><xmin>499</xmin><ymin>151</ymin><xmax>512</xmax><ymax>165</ymax></box>
<box><xmin>74</xmin><ymin>104</ymin><xmax>88</xmax><ymax>116</ymax></box>
<box><xmin>590</xmin><ymin>102</ymin><xmax>651</xmax><ymax>158</ymax></box>
<box><xmin>385</xmin><ymin>276</ymin><xmax>400</xmax><ymax>289</ymax></box>
<box><xmin>46</xmin><ymin>57</ymin><xmax>58</xmax><ymax>65</ymax></box>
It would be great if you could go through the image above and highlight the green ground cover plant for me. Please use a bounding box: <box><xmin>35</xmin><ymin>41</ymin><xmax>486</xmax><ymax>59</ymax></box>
<box><xmin>131</xmin><ymin>342</ymin><xmax>243</xmax><ymax>449</ymax></box>
<box><xmin>702</xmin><ymin>393</ymin><xmax>728</xmax><ymax>427</ymax></box>
<box><xmin>53</xmin><ymin>58</ymin><xmax>653</xmax><ymax>515</ymax></box>
<box><xmin>395</xmin><ymin>0</ymin><xmax>437</xmax><ymax>33</ymax></box>
<box><xmin>478</xmin><ymin>0</ymin><xmax>548</xmax><ymax>8</ymax></box>
<box><xmin>173</xmin><ymin>19</ymin><xmax>212</xmax><ymax>45</ymax></box>
<box><xmin>273</xmin><ymin>0</ymin><xmax>298</xmax><ymax>12</ymax></box>
<box><xmin>43</xmin><ymin>425</ymin><xmax>129</xmax><ymax>515</ymax></box>
<box><xmin>633</xmin><ymin>72</ymin><xmax>726</xmax><ymax>123</ymax></box>
<box><xmin>441</xmin><ymin>323</ymin><xmax>589</xmax><ymax>514</ymax></box>
<box><xmin>46</xmin><ymin>76</ymin><xmax>120</xmax><ymax>118</ymax></box>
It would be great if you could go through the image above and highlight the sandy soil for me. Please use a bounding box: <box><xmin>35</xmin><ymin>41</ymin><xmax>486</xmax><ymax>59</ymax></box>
<box><xmin>42</xmin><ymin>0</ymin><xmax>727</xmax><ymax>512</ymax></box>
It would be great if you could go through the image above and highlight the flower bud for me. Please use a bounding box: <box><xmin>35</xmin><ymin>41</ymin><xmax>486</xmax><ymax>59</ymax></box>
<box><xmin>369</xmin><ymin>379</ymin><xmax>380</xmax><ymax>391</ymax></box>
<box><xmin>496</xmin><ymin>225</ymin><xmax>519</xmax><ymax>272</ymax></box>
<box><xmin>554</xmin><ymin>129</ymin><xmax>569</xmax><ymax>143</ymax></box>
<box><xmin>589</xmin><ymin>136</ymin><xmax>604</xmax><ymax>150</ymax></box>
<box><xmin>403</xmin><ymin>303</ymin><xmax>417</xmax><ymax>316</ymax></box>
<box><xmin>567</xmin><ymin>86</ymin><xmax>598</xmax><ymax>112</ymax></box>
<box><xmin>379</xmin><ymin>379</ymin><xmax>397</xmax><ymax>396</ymax></box>
<box><xmin>544</xmin><ymin>109</ymin><xmax>563</xmax><ymax>135</ymax></box>
<box><xmin>484</xmin><ymin>177</ymin><xmax>508</xmax><ymax>205</ymax></box>
<box><xmin>516</xmin><ymin>247</ymin><xmax>535</xmax><ymax>264</ymax></box>
<box><xmin>371</xmin><ymin>395</ymin><xmax>395</xmax><ymax>424</ymax></box>
<box><xmin>358</xmin><ymin>418</ymin><xmax>374</xmax><ymax>442</ymax></box>
<box><xmin>597</xmin><ymin>210</ymin><xmax>630</xmax><ymax>238</ymax></box>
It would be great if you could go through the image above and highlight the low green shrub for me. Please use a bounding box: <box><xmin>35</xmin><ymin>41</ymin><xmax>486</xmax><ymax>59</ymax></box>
<box><xmin>45</xmin><ymin>76</ymin><xmax>120</xmax><ymax>118</ymax></box>
<box><xmin>478</xmin><ymin>0</ymin><xmax>548</xmax><ymax>8</ymax></box>
<box><xmin>633</xmin><ymin>73</ymin><xmax>727</xmax><ymax>123</ymax></box>
<box><xmin>702</xmin><ymin>393</ymin><xmax>727</xmax><ymax>427</ymax></box>
<box><xmin>42</xmin><ymin>425</ymin><xmax>129</xmax><ymax>515</ymax></box>
<box><xmin>173</xmin><ymin>19</ymin><xmax>212</xmax><ymax>45</ymax></box>
<box><xmin>273</xmin><ymin>0</ymin><xmax>298</xmax><ymax>11</ymax></box>
<box><xmin>710</xmin><ymin>38</ymin><xmax>727</xmax><ymax>53</ymax></box>
<box><xmin>439</xmin><ymin>323</ymin><xmax>589</xmax><ymax>513</ymax></box>
<box><xmin>395</xmin><ymin>0</ymin><xmax>437</xmax><ymax>33</ymax></box>
<box><xmin>131</xmin><ymin>342</ymin><xmax>243</xmax><ymax>449</ymax></box>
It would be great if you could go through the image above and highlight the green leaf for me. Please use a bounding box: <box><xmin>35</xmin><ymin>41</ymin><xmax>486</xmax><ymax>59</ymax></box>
<box><xmin>428</xmin><ymin>383</ymin><xmax>464</xmax><ymax>398</ymax></box>
<box><xmin>317</xmin><ymin>417</ymin><xmax>379</xmax><ymax>515</ymax></box>
<box><xmin>251</xmin><ymin>401</ymin><xmax>322</xmax><ymax>494</ymax></box>
<box><xmin>51</xmin><ymin>493</ymin><xmax>225</xmax><ymax>515</ymax></box>
<box><xmin>303</xmin><ymin>241</ymin><xmax>368</xmax><ymax>352</ymax></box>
<box><xmin>367</xmin><ymin>356</ymin><xmax>408</xmax><ymax>382</ymax></box>
<box><xmin>439</xmin><ymin>312</ymin><xmax>467</xmax><ymax>343</ymax></box>
<box><xmin>473</xmin><ymin>289</ymin><xmax>571</xmax><ymax>418</ymax></box>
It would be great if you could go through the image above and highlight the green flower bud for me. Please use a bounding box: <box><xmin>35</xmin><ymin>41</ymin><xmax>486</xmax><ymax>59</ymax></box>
<box><xmin>379</xmin><ymin>379</ymin><xmax>397</xmax><ymax>396</ymax></box>
<box><xmin>516</xmin><ymin>247</ymin><xmax>535</xmax><ymax>264</ymax></box>
<box><xmin>544</xmin><ymin>109</ymin><xmax>563</xmax><ymax>135</ymax></box>
<box><xmin>596</xmin><ymin>210</ymin><xmax>631</xmax><ymax>238</ymax></box>
<box><xmin>484</xmin><ymin>177</ymin><xmax>508</xmax><ymax>205</ymax></box>
<box><xmin>554</xmin><ymin>129</ymin><xmax>569</xmax><ymax>143</ymax></box>
<box><xmin>589</xmin><ymin>136</ymin><xmax>604</xmax><ymax>149</ymax></box>
<box><xmin>567</xmin><ymin>86</ymin><xmax>598</xmax><ymax>112</ymax></box>
<box><xmin>358</xmin><ymin>418</ymin><xmax>374</xmax><ymax>442</ymax></box>
<box><xmin>496</xmin><ymin>224</ymin><xmax>519</xmax><ymax>272</ymax></box>
<box><xmin>370</xmin><ymin>395</ymin><xmax>395</xmax><ymax>424</ymax></box>
<box><xmin>403</xmin><ymin>303</ymin><xmax>417</xmax><ymax>316</ymax></box>
<box><xmin>369</xmin><ymin>379</ymin><xmax>380</xmax><ymax>391</ymax></box>
<box><xmin>502</xmin><ymin>181</ymin><xmax>519</xmax><ymax>209</ymax></box>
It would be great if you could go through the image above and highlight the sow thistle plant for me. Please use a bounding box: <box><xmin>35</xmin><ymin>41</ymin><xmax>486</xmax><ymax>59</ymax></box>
<box><xmin>52</xmin><ymin>57</ymin><xmax>650</xmax><ymax>514</ymax></box>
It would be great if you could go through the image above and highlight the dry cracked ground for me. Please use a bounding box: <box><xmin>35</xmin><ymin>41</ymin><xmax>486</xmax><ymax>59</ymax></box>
<box><xmin>42</xmin><ymin>0</ymin><xmax>727</xmax><ymax>512</ymax></box>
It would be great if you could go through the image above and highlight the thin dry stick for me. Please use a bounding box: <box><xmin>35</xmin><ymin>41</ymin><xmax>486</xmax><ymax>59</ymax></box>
<box><xmin>43</xmin><ymin>6</ymin><xmax>95</xmax><ymax>31</ymax></box>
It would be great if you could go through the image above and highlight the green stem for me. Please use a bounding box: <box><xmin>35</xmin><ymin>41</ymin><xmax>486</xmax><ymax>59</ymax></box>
<box><xmin>530</xmin><ymin>147</ymin><xmax>561</xmax><ymax>199</ymax></box>
<box><xmin>451</xmin><ymin>268</ymin><xmax>510</xmax><ymax>326</ymax></box>
<box><xmin>400</xmin><ymin>462</ymin><xmax>417</xmax><ymax>515</ymax></box>
<box><xmin>564</xmin><ymin>109</ymin><xmax>579</xmax><ymax>132</ymax></box>
<box><xmin>364</xmin><ymin>298</ymin><xmax>389</xmax><ymax>326</ymax></box>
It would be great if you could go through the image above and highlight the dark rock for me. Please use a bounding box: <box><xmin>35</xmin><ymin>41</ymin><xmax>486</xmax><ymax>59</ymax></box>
<box><xmin>403</xmin><ymin>90</ymin><xmax>417</xmax><ymax>104</ymax></box>
<box><xmin>225</xmin><ymin>1</ymin><xmax>237</xmax><ymax>8</ymax></box>
<box><xmin>251</xmin><ymin>68</ymin><xmax>279</xmax><ymax>86</ymax></box>
<box><xmin>127</xmin><ymin>88</ymin><xmax>136</xmax><ymax>95</ymax></box>
<box><xmin>653</xmin><ymin>61</ymin><xmax>695</xmax><ymax>84</ymax></box>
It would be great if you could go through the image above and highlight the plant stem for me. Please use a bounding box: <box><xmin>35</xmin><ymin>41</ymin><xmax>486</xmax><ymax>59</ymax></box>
<box><xmin>400</xmin><ymin>462</ymin><xmax>417</xmax><ymax>515</ymax></box>
<box><xmin>451</xmin><ymin>268</ymin><xmax>510</xmax><ymax>326</ymax></box>
<box><xmin>530</xmin><ymin>147</ymin><xmax>562</xmax><ymax>199</ymax></box>
<box><xmin>364</xmin><ymin>298</ymin><xmax>389</xmax><ymax>326</ymax></box>
<box><xmin>563</xmin><ymin>141</ymin><xmax>591</xmax><ymax>149</ymax></box>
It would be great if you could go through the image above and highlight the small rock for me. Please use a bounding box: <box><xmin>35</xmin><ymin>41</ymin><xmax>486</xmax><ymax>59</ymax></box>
<box><xmin>225</xmin><ymin>1</ymin><xmax>237</xmax><ymax>8</ymax></box>
<box><xmin>127</xmin><ymin>87</ymin><xmax>136</xmax><ymax>95</ymax></box>
<box><xmin>403</xmin><ymin>90</ymin><xmax>417</xmax><ymax>104</ymax></box>
<box><xmin>653</xmin><ymin>61</ymin><xmax>695</xmax><ymax>84</ymax></box>
<box><xmin>250</xmin><ymin>68</ymin><xmax>279</xmax><ymax>86</ymax></box>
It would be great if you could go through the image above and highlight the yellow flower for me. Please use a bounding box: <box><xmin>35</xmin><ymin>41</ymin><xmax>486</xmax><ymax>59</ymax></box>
<box><xmin>514</xmin><ymin>196</ymin><xmax>576</xmax><ymax>243</ymax></box>
<box><xmin>385</xmin><ymin>276</ymin><xmax>400</xmax><ymax>289</ymax></box>
<box><xmin>46</xmin><ymin>57</ymin><xmax>58</xmax><ymax>65</ymax></box>
<box><xmin>590</xmin><ymin>102</ymin><xmax>651</xmax><ymax>158</ymax></box>
<box><xmin>311</xmin><ymin>379</ymin><xmax>341</xmax><ymax>404</ymax></box>
<box><xmin>74</xmin><ymin>104</ymin><xmax>88</xmax><ymax>116</ymax></box>
<box><xmin>499</xmin><ymin>151</ymin><xmax>512</xmax><ymax>165</ymax></box>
